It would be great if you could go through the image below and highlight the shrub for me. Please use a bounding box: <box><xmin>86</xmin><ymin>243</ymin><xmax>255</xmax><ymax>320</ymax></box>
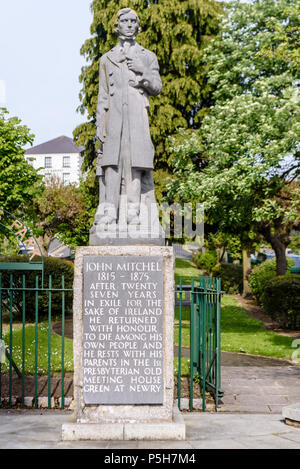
<box><xmin>192</xmin><ymin>250</ymin><xmax>218</xmax><ymax>274</ymax></box>
<box><xmin>248</xmin><ymin>257</ymin><xmax>294</xmax><ymax>304</ymax></box>
<box><xmin>0</xmin><ymin>255</ymin><xmax>74</xmax><ymax>321</ymax></box>
<box><xmin>212</xmin><ymin>263</ymin><xmax>243</xmax><ymax>294</ymax></box>
<box><xmin>262</xmin><ymin>276</ymin><xmax>300</xmax><ymax>330</ymax></box>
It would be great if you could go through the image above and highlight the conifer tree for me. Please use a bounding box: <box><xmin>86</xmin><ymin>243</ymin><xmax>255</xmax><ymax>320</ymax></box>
<box><xmin>73</xmin><ymin>0</ymin><xmax>223</xmax><ymax>176</ymax></box>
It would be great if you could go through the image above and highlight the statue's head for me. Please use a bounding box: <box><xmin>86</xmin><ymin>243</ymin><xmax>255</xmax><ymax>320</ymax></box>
<box><xmin>114</xmin><ymin>8</ymin><xmax>140</xmax><ymax>39</ymax></box>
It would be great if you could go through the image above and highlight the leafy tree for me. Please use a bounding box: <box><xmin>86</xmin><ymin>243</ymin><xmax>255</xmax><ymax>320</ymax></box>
<box><xmin>205</xmin><ymin>232</ymin><xmax>243</xmax><ymax>262</ymax></box>
<box><xmin>289</xmin><ymin>233</ymin><xmax>300</xmax><ymax>255</ymax></box>
<box><xmin>167</xmin><ymin>0</ymin><xmax>300</xmax><ymax>276</ymax></box>
<box><xmin>56</xmin><ymin>172</ymin><xmax>98</xmax><ymax>249</ymax></box>
<box><xmin>0</xmin><ymin>108</ymin><xmax>41</xmax><ymax>215</ymax></box>
<box><xmin>73</xmin><ymin>0</ymin><xmax>223</xmax><ymax>182</ymax></box>
<box><xmin>30</xmin><ymin>176</ymin><xmax>90</xmax><ymax>255</ymax></box>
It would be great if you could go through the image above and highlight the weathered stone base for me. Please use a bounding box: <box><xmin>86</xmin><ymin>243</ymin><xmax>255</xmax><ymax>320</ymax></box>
<box><xmin>62</xmin><ymin>407</ymin><xmax>185</xmax><ymax>441</ymax></box>
<box><xmin>282</xmin><ymin>404</ymin><xmax>300</xmax><ymax>427</ymax></box>
<box><xmin>89</xmin><ymin>226</ymin><xmax>165</xmax><ymax>246</ymax></box>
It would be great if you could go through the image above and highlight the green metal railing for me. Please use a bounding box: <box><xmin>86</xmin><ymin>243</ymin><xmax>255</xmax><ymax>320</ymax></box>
<box><xmin>0</xmin><ymin>273</ymin><xmax>71</xmax><ymax>409</ymax></box>
<box><xmin>176</xmin><ymin>276</ymin><xmax>224</xmax><ymax>411</ymax></box>
<box><xmin>1</xmin><ymin>270</ymin><xmax>223</xmax><ymax>412</ymax></box>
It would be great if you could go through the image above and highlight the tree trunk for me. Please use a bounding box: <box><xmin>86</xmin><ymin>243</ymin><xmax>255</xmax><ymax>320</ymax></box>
<box><xmin>271</xmin><ymin>238</ymin><xmax>288</xmax><ymax>276</ymax></box>
<box><xmin>242</xmin><ymin>249</ymin><xmax>251</xmax><ymax>297</ymax></box>
<box><xmin>37</xmin><ymin>235</ymin><xmax>49</xmax><ymax>257</ymax></box>
<box><xmin>257</xmin><ymin>222</ymin><xmax>289</xmax><ymax>277</ymax></box>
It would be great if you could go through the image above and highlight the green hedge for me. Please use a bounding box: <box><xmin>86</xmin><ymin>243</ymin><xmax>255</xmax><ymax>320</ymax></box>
<box><xmin>0</xmin><ymin>255</ymin><xmax>74</xmax><ymax>322</ymax></box>
<box><xmin>248</xmin><ymin>258</ymin><xmax>294</xmax><ymax>304</ymax></box>
<box><xmin>262</xmin><ymin>276</ymin><xmax>300</xmax><ymax>330</ymax></box>
<box><xmin>192</xmin><ymin>250</ymin><xmax>218</xmax><ymax>274</ymax></box>
<box><xmin>212</xmin><ymin>263</ymin><xmax>243</xmax><ymax>294</ymax></box>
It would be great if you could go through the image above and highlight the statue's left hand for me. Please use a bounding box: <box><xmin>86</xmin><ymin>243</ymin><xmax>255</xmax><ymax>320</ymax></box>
<box><xmin>126</xmin><ymin>57</ymin><xmax>144</xmax><ymax>74</ymax></box>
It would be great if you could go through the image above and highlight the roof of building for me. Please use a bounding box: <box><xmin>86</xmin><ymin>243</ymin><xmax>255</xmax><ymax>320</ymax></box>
<box><xmin>48</xmin><ymin>239</ymin><xmax>73</xmax><ymax>259</ymax></box>
<box><xmin>25</xmin><ymin>136</ymin><xmax>84</xmax><ymax>155</ymax></box>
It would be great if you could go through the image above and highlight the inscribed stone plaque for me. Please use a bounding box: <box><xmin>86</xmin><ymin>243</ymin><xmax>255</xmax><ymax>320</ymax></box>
<box><xmin>83</xmin><ymin>256</ymin><xmax>164</xmax><ymax>405</ymax></box>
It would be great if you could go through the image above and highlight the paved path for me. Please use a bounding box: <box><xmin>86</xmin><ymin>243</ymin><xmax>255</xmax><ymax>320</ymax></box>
<box><xmin>0</xmin><ymin>410</ymin><xmax>299</xmax><ymax>449</ymax></box>
<box><xmin>174</xmin><ymin>348</ymin><xmax>300</xmax><ymax>414</ymax></box>
<box><xmin>220</xmin><ymin>365</ymin><xmax>300</xmax><ymax>414</ymax></box>
<box><xmin>173</xmin><ymin>244</ymin><xmax>193</xmax><ymax>261</ymax></box>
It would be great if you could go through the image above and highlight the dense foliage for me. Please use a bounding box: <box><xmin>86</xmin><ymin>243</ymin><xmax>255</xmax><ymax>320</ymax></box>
<box><xmin>248</xmin><ymin>257</ymin><xmax>294</xmax><ymax>303</ymax></box>
<box><xmin>212</xmin><ymin>263</ymin><xmax>243</xmax><ymax>295</ymax></box>
<box><xmin>192</xmin><ymin>249</ymin><xmax>217</xmax><ymax>274</ymax></box>
<box><xmin>30</xmin><ymin>176</ymin><xmax>95</xmax><ymax>253</ymax></box>
<box><xmin>0</xmin><ymin>256</ymin><xmax>74</xmax><ymax>321</ymax></box>
<box><xmin>166</xmin><ymin>0</ymin><xmax>300</xmax><ymax>275</ymax></box>
<box><xmin>262</xmin><ymin>276</ymin><xmax>300</xmax><ymax>329</ymax></box>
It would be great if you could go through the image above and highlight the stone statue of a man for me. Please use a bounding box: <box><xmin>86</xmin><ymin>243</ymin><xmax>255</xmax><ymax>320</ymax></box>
<box><xmin>91</xmin><ymin>8</ymin><xmax>163</xmax><ymax>242</ymax></box>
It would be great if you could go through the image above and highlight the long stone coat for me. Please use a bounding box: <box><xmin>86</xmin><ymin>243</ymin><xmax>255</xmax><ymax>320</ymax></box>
<box><xmin>96</xmin><ymin>42</ymin><xmax>162</xmax><ymax>170</ymax></box>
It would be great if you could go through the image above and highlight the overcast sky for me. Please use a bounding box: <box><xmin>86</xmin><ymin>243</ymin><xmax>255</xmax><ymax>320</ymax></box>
<box><xmin>0</xmin><ymin>0</ymin><xmax>93</xmax><ymax>147</ymax></box>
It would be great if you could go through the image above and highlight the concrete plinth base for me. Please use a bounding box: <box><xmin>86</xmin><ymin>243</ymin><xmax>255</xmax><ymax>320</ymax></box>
<box><xmin>62</xmin><ymin>407</ymin><xmax>185</xmax><ymax>441</ymax></box>
<box><xmin>282</xmin><ymin>404</ymin><xmax>300</xmax><ymax>428</ymax></box>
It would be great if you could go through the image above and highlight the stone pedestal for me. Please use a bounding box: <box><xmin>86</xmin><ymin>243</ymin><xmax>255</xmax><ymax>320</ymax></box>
<box><xmin>62</xmin><ymin>245</ymin><xmax>185</xmax><ymax>441</ymax></box>
<box><xmin>89</xmin><ymin>195</ymin><xmax>166</xmax><ymax>247</ymax></box>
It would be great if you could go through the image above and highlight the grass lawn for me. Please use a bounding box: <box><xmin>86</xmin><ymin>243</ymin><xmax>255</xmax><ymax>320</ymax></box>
<box><xmin>220</xmin><ymin>297</ymin><xmax>294</xmax><ymax>359</ymax></box>
<box><xmin>174</xmin><ymin>357</ymin><xmax>190</xmax><ymax>377</ymax></box>
<box><xmin>174</xmin><ymin>295</ymin><xmax>295</xmax><ymax>361</ymax></box>
<box><xmin>175</xmin><ymin>258</ymin><xmax>201</xmax><ymax>285</ymax></box>
<box><xmin>1</xmin><ymin>322</ymin><xmax>73</xmax><ymax>375</ymax></box>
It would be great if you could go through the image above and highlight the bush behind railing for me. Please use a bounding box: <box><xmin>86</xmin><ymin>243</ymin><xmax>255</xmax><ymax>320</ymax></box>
<box><xmin>0</xmin><ymin>255</ymin><xmax>74</xmax><ymax>322</ymax></box>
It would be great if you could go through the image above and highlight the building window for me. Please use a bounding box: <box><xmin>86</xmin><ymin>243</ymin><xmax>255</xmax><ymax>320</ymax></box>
<box><xmin>63</xmin><ymin>155</ymin><xmax>70</xmax><ymax>168</ymax></box>
<box><xmin>45</xmin><ymin>156</ymin><xmax>52</xmax><ymax>168</ymax></box>
<box><xmin>63</xmin><ymin>173</ymin><xmax>70</xmax><ymax>185</ymax></box>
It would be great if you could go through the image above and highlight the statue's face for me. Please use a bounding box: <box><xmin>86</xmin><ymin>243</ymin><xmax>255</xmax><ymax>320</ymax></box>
<box><xmin>118</xmin><ymin>11</ymin><xmax>139</xmax><ymax>38</ymax></box>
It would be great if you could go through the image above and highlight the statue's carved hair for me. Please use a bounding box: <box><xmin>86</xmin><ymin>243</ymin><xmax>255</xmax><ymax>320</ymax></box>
<box><xmin>114</xmin><ymin>8</ymin><xmax>141</xmax><ymax>35</ymax></box>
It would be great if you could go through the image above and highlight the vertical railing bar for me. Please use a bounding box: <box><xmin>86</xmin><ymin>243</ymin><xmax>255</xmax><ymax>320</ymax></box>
<box><xmin>61</xmin><ymin>275</ymin><xmax>65</xmax><ymax>410</ymax></box>
<box><xmin>202</xmin><ymin>278</ymin><xmax>207</xmax><ymax>412</ymax></box>
<box><xmin>212</xmin><ymin>286</ymin><xmax>216</xmax><ymax>384</ymax></box>
<box><xmin>197</xmin><ymin>283</ymin><xmax>201</xmax><ymax>401</ymax></box>
<box><xmin>0</xmin><ymin>274</ymin><xmax>2</xmax><ymax>408</ymax></box>
<box><xmin>189</xmin><ymin>278</ymin><xmax>195</xmax><ymax>412</ymax></box>
<box><xmin>209</xmin><ymin>282</ymin><xmax>212</xmax><ymax>385</ymax></box>
<box><xmin>198</xmin><ymin>278</ymin><xmax>202</xmax><ymax>398</ymax></box>
<box><xmin>216</xmin><ymin>278</ymin><xmax>222</xmax><ymax>409</ymax></box>
<box><xmin>210</xmin><ymin>284</ymin><xmax>213</xmax><ymax>387</ymax></box>
<box><xmin>9</xmin><ymin>274</ymin><xmax>13</xmax><ymax>408</ymax></box>
<box><xmin>21</xmin><ymin>275</ymin><xmax>26</xmax><ymax>409</ymax></box>
<box><xmin>48</xmin><ymin>276</ymin><xmax>52</xmax><ymax>409</ymax></box>
<box><xmin>201</xmin><ymin>278</ymin><xmax>205</xmax><ymax>396</ymax></box>
<box><xmin>215</xmin><ymin>279</ymin><xmax>219</xmax><ymax>409</ymax></box>
<box><xmin>178</xmin><ymin>277</ymin><xmax>183</xmax><ymax>410</ymax></box>
<box><xmin>207</xmin><ymin>278</ymin><xmax>209</xmax><ymax>396</ymax></box>
<box><xmin>213</xmin><ymin>278</ymin><xmax>217</xmax><ymax>395</ymax></box>
<box><xmin>205</xmin><ymin>278</ymin><xmax>208</xmax><ymax>391</ymax></box>
<box><xmin>34</xmin><ymin>276</ymin><xmax>39</xmax><ymax>409</ymax></box>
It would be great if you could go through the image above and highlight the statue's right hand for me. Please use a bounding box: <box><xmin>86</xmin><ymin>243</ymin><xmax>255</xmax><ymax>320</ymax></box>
<box><xmin>94</xmin><ymin>135</ymin><xmax>104</xmax><ymax>155</ymax></box>
<box><xmin>98</xmin><ymin>141</ymin><xmax>104</xmax><ymax>155</ymax></box>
